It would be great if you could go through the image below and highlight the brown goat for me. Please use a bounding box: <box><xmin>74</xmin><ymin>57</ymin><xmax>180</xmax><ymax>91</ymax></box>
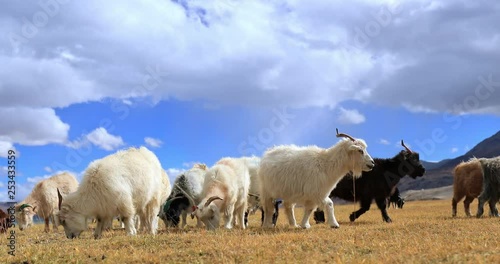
<box><xmin>0</xmin><ymin>209</ymin><xmax>10</xmax><ymax>233</ymax></box>
<box><xmin>452</xmin><ymin>158</ymin><xmax>483</xmax><ymax>217</ymax></box>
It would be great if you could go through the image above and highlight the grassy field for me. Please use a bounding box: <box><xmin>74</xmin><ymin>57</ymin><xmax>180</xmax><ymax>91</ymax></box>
<box><xmin>2</xmin><ymin>199</ymin><xmax>499</xmax><ymax>264</ymax></box>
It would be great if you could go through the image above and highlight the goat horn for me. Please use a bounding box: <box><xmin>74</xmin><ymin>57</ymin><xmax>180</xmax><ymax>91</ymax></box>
<box><xmin>174</xmin><ymin>183</ymin><xmax>197</xmax><ymax>207</ymax></box>
<box><xmin>57</xmin><ymin>188</ymin><xmax>63</xmax><ymax>211</ymax></box>
<box><xmin>336</xmin><ymin>128</ymin><xmax>356</xmax><ymax>142</ymax></box>
<box><xmin>18</xmin><ymin>204</ymin><xmax>32</xmax><ymax>211</ymax></box>
<box><xmin>401</xmin><ymin>140</ymin><xmax>413</xmax><ymax>153</ymax></box>
<box><xmin>162</xmin><ymin>196</ymin><xmax>184</xmax><ymax>212</ymax></box>
<box><xmin>204</xmin><ymin>196</ymin><xmax>223</xmax><ymax>207</ymax></box>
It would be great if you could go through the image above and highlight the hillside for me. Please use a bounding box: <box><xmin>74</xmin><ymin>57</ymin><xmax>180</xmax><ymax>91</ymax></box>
<box><xmin>402</xmin><ymin>185</ymin><xmax>453</xmax><ymax>201</ymax></box>
<box><xmin>399</xmin><ymin>130</ymin><xmax>500</xmax><ymax>192</ymax></box>
<box><xmin>0</xmin><ymin>201</ymin><xmax>16</xmax><ymax>212</ymax></box>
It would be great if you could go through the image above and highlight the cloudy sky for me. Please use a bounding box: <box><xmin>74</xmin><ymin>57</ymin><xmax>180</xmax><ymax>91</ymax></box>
<box><xmin>1</xmin><ymin>0</ymin><xmax>499</xmax><ymax>202</ymax></box>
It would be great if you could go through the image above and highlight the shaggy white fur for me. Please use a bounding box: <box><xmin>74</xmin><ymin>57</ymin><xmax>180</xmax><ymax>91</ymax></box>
<box><xmin>15</xmin><ymin>172</ymin><xmax>78</xmax><ymax>232</ymax></box>
<box><xmin>259</xmin><ymin>137</ymin><xmax>374</xmax><ymax>229</ymax></box>
<box><xmin>194</xmin><ymin>157</ymin><xmax>251</xmax><ymax>230</ymax></box>
<box><xmin>57</xmin><ymin>146</ymin><xmax>170</xmax><ymax>239</ymax></box>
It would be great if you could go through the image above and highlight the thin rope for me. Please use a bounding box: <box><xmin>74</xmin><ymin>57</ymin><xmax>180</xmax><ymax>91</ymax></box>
<box><xmin>173</xmin><ymin>182</ymin><xmax>197</xmax><ymax>207</ymax></box>
<box><xmin>352</xmin><ymin>159</ymin><xmax>357</xmax><ymax>245</ymax></box>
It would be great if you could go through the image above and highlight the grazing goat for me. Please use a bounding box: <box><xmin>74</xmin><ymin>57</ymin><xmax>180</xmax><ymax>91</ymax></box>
<box><xmin>15</xmin><ymin>172</ymin><xmax>78</xmax><ymax>232</ymax></box>
<box><xmin>160</xmin><ymin>164</ymin><xmax>207</xmax><ymax>228</ymax></box>
<box><xmin>57</xmin><ymin>147</ymin><xmax>170</xmax><ymax>239</ymax></box>
<box><xmin>193</xmin><ymin>157</ymin><xmax>250</xmax><ymax>230</ymax></box>
<box><xmin>0</xmin><ymin>209</ymin><xmax>11</xmax><ymax>233</ymax></box>
<box><xmin>314</xmin><ymin>141</ymin><xmax>425</xmax><ymax>223</ymax></box>
<box><xmin>476</xmin><ymin>156</ymin><xmax>500</xmax><ymax>218</ymax></box>
<box><xmin>238</xmin><ymin>156</ymin><xmax>281</xmax><ymax>227</ymax></box>
<box><xmin>259</xmin><ymin>129</ymin><xmax>375</xmax><ymax>229</ymax></box>
<box><xmin>387</xmin><ymin>188</ymin><xmax>405</xmax><ymax>209</ymax></box>
<box><xmin>452</xmin><ymin>158</ymin><xmax>484</xmax><ymax>217</ymax></box>
<box><xmin>243</xmin><ymin>156</ymin><xmax>262</xmax><ymax>225</ymax></box>
<box><xmin>244</xmin><ymin>199</ymin><xmax>281</xmax><ymax>227</ymax></box>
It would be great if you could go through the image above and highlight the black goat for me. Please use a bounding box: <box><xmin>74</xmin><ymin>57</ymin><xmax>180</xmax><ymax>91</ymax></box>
<box><xmin>314</xmin><ymin>140</ymin><xmax>425</xmax><ymax>223</ymax></box>
<box><xmin>244</xmin><ymin>199</ymin><xmax>282</xmax><ymax>227</ymax></box>
<box><xmin>476</xmin><ymin>157</ymin><xmax>500</xmax><ymax>218</ymax></box>
<box><xmin>161</xmin><ymin>194</ymin><xmax>192</xmax><ymax>227</ymax></box>
<box><xmin>387</xmin><ymin>188</ymin><xmax>405</xmax><ymax>209</ymax></box>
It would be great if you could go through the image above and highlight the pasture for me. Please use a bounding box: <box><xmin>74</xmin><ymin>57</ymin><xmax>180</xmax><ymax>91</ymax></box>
<box><xmin>2</xmin><ymin>199</ymin><xmax>499</xmax><ymax>264</ymax></box>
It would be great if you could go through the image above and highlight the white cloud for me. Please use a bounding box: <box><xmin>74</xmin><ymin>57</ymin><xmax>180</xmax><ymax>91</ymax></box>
<box><xmin>0</xmin><ymin>182</ymin><xmax>33</xmax><ymax>203</ymax></box>
<box><xmin>379</xmin><ymin>139</ymin><xmax>390</xmax><ymax>145</ymax></box>
<box><xmin>0</xmin><ymin>141</ymin><xmax>14</xmax><ymax>158</ymax></box>
<box><xmin>27</xmin><ymin>175</ymin><xmax>52</xmax><ymax>184</ymax></box>
<box><xmin>86</xmin><ymin>128</ymin><xmax>125</xmax><ymax>151</ymax></box>
<box><xmin>122</xmin><ymin>99</ymin><xmax>133</xmax><ymax>106</ymax></box>
<box><xmin>144</xmin><ymin>137</ymin><xmax>163</xmax><ymax>148</ymax></box>
<box><xmin>67</xmin><ymin>127</ymin><xmax>125</xmax><ymax>151</ymax></box>
<box><xmin>26</xmin><ymin>170</ymin><xmax>77</xmax><ymax>185</ymax></box>
<box><xmin>0</xmin><ymin>166</ymin><xmax>7</xmax><ymax>177</ymax></box>
<box><xmin>0</xmin><ymin>0</ymin><xmax>498</xmax><ymax>141</ymax></box>
<box><xmin>0</xmin><ymin>56</ymin><xmax>102</xmax><ymax>109</ymax></box>
<box><xmin>451</xmin><ymin>147</ymin><xmax>459</xmax><ymax>153</ymax></box>
<box><xmin>0</xmin><ymin>107</ymin><xmax>69</xmax><ymax>146</ymax></box>
<box><xmin>337</xmin><ymin>107</ymin><xmax>366</xmax><ymax>125</ymax></box>
<box><xmin>44</xmin><ymin>166</ymin><xmax>52</xmax><ymax>173</ymax></box>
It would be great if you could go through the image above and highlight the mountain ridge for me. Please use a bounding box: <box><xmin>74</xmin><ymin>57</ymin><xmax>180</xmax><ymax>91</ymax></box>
<box><xmin>399</xmin><ymin>130</ymin><xmax>500</xmax><ymax>192</ymax></box>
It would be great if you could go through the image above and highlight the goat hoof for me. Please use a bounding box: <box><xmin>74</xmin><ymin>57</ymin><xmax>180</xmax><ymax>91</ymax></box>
<box><xmin>349</xmin><ymin>214</ymin><xmax>356</xmax><ymax>222</ymax></box>
<box><xmin>330</xmin><ymin>225</ymin><xmax>340</xmax><ymax>229</ymax></box>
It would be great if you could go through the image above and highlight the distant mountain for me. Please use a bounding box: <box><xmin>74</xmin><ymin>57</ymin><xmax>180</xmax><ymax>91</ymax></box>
<box><xmin>0</xmin><ymin>202</ymin><xmax>16</xmax><ymax>211</ymax></box>
<box><xmin>420</xmin><ymin>159</ymin><xmax>451</xmax><ymax>170</ymax></box>
<box><xmin>399</xmin><ymin>130</ymin><xmax>500</xmax><ymax>192</ymax></box>
<box><xmin>441</xmin><ymin>130</ymin><xmax>500</xmax><ymax>169</ymax></box>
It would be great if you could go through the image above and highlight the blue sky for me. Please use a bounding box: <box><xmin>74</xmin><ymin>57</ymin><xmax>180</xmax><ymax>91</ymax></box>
<box><xmin>1</xmin><ymin>0</ymin><xmax>499</xmax><ymax>202</ymax></box>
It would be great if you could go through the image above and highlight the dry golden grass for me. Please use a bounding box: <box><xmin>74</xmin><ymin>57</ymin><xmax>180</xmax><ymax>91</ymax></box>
<box><xmin>2</xmin><ymin>199</ymin><xmax>499</xmax><ymax>264</ymax></box>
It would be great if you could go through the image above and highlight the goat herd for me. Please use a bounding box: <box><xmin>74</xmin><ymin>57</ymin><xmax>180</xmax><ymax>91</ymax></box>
<box><xmin>1</xmin><ymin>129</ymin><xmax>499</xmax><ymax>238</ymax></box>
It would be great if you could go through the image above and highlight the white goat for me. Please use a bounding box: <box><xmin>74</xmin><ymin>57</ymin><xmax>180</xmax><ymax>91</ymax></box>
<box><xmin>103</xmin><ymin>169</ymin><xmax>169</xmax><ymax>231</ymax></box>
<box><xmin>259</xmin><ymin>129</ymin><xmax>375</xmax><ymax>229</ymax></box>
<box><xmin>57</xmin><ymin>146</ymin><xmax>168</xmax><ymax>239</ymax></box>
<box><xmin>15</xmin><ymin>172</ymin><xmax>78</xmax><ymax>232</ymax></box>
<box><xmin>193</xmin><ymin>157</ymin><xmax>250</xmax><ymax>230</ymax></box>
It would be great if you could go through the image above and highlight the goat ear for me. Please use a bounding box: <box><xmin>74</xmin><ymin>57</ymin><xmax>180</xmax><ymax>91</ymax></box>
<box><xmin>32</xmin><ymin>206</ymin><xmax>37</xmax><ymax>213</ymax></box>
<box><xmin>57</xmin><ymin>188</ymin><xmax>63</xmax><ymax>210</ymax></box>
<box><xmin>207</xmin><ymin>207</ymin><xmax>215</xmax><ymax>218</ymax></box>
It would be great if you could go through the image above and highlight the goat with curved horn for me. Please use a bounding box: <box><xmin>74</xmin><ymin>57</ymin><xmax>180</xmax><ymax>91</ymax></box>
<box><xmin>18</xmin><ymin>204</ymin><xmax>32</xmax><ymax>211</ymax></box>
<box><xmin>205</xmin><ymin>196</ymin><xmax>223</xmax><ymax>207</ymax></box>
<box><xmin>336</xmin><ymin>128</ymin><xmax>356</xmax><ymax>142</ymax></box>
<box><xmin>174</xmin><ymin>183</ymin><xmax>197</xmax><ymax>207</ymax></box>
<box><xmin>194</xmin><ymin>157</ymin><xmax>252</xmax><ymax>230</ymax></box>
<box><xmin>158</xmin><ymin>165</ymin><xmax>208</xmax><ymax>229</ymax></box>
<box><xmin>162</xmin><ymin>196</ymin><xmax>184</xmax><ymax>212</ymax></box>
<box><xmin>401</xmin><ymin>140</ymin><xmax>413</xmax><ymax>153</ymax></box>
